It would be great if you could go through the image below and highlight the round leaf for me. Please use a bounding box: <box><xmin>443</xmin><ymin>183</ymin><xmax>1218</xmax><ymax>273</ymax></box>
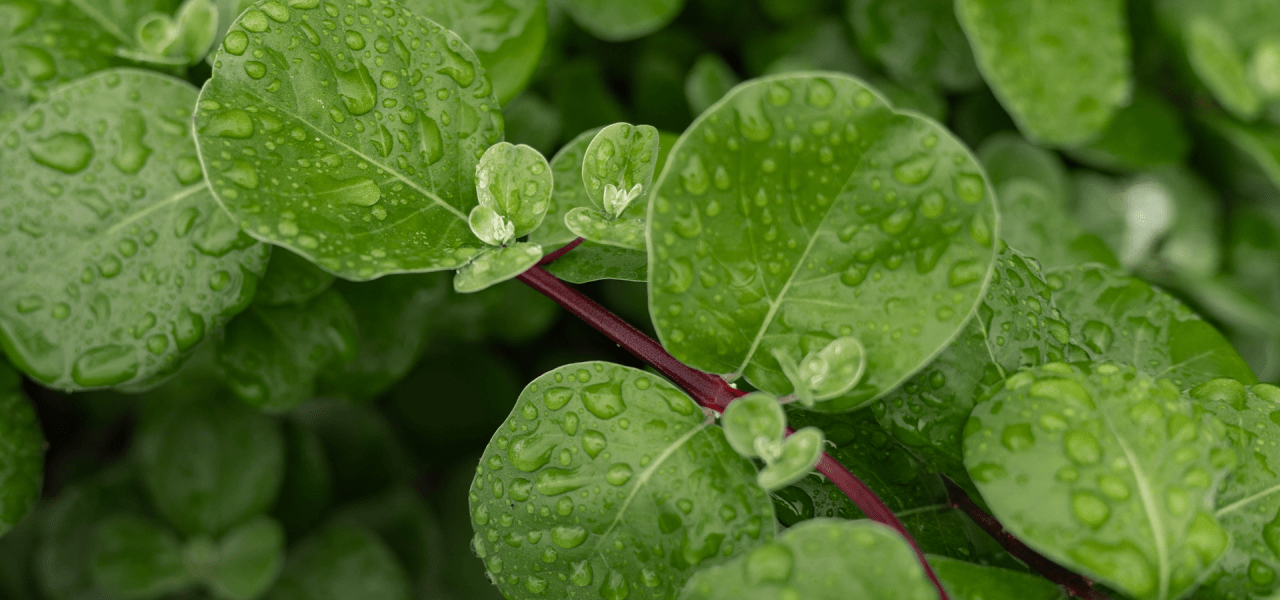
<box><xmin>207</xmin><ymin>516</ymin><xmax>285</xmax><ymax>600</ymax></box>
<box><xmin>847</xmin><ymin>0</ymin><xmax>981</xmax><ymax>92</ymax></box>
<box><xmin>253</xmin><ymin>248</ymin><xmax>336</xmax><ymax>307</ymax></box>
<box><xmin>721</xmin><ymin>392</ymin><xmax>787</xmax><ymax>458</ymax></box>
<box><xmin>468</xmin><ymin>205</ymin><xmax>515</xmax><ymax>247</ymax></box>
<box><xmin>328</xmin><ymin>486</ymin><xmax>441</xmax><ymax>597</ymax></box>
<box><xmin>928</xmin><ymin>554</ymin><xmax>1067</xmax><ymax>600</ymax></box>
<box><xmin>0</xmin><ymin>0</ymin><xmax>119</xmax><ymax>126</ymax></box>
<box><xmin>475</xmin><ymin>142</ymin><xmax>553</xmax><ymax>238</ymax></box>
<box><xmin>560</xmin><ymin>0</ymin><xmax>685</xmax><ymax>42</ymax></box>
<box><xmin>1064</xmin><ymin>90</ymin><xmax>1191</xmax><ymax>172</ymax></box>
<box><xmin>195</xmin><ymin>0</ymin><xmax>503</xmax><ymax>280</ymax></box>
<box><xmin>648</xmin><ymin>73</ymin><xmax>998</xmax><ymax>412</ymax></box>
<box><xmin>545</xmin><ymin>244</ymin><xmax>648</xmax><ymax>284</ymax></box>
<box><xmin>90</xmin><ymin>516</ymin><xmax>191</xmax><ymax>600</ymax></box>
<box><xmin>0</xmin><ymin>361</ymin><xmax>43</xmax><ymax>537</ymax></box>
<box><xmin>685</xmin><ymin>54</ymin><xmax>741</xmax><ymax>117</ymax></box>
<box><xmin>564</xmin><ymin>208</ymin><xmax>646</xmax><ymax>250</ymax></box>
<box><xmin>136</xmin><ymin>397</ymin><xmax>286</xmax><ymax>536</ymax></box>
<box><xmin>581</xmin><ymin>123</ymin><xmax>661</xmax><ymax>216</ymax></box>
<box><xmin>452</xmin><ymin>242</ymin><xmax>542</xmax><ymax>293</ymax></box>
<box><xmin>470</xmin><ymin>362</ymin><xmax>775</xmax><ymax>600</ymax></box>
<box><xmin>265</xmin><ymin>524</ymin><xmax>410</xmax><ymax>600</ymax></box>
<box><xmin>964</xmin><ymin>362</ymin><xmax>1235</xmax><ymax>600</ymax></box>
<box><xmin>955</xmin><ymin>0</ymin><xmax>1133</xmax><ymax>146</ymax></box>
<box><xmin>0</xmin><ymin>69</ymin><xmax>269</xmax><ymax>390</ymax></box>
<box><xmin>756</xmin><ymin>427</ymin><xmax>824</xmax><ymax>492</ymax></box>
<box><xmin>676</xmin><ymin>519</ymin><xmax>936</xmax><ymax>600</ymax></box>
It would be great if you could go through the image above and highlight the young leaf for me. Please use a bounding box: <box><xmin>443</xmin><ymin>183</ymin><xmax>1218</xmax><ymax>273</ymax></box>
<box><xmin>469</xmin><ymin>205</ymin><xmax>516</xmax><ymax>247</ymax></box>
<box><xmin>1187</xmin><ymin>379</ymin><xmax>1280</xmax><ymax>599</ymax></box>
<box><xmin>253</xmin><ymin>248</ymin><xmax>337</xmax><ymax>307</ymax></box>
<box><xmin>475</xmin><ymin>142</ymin><xmax>553</xmax><ymax>239</ymax></box>
<box><xmin>0</xmin><ymin>0</ymin><xmax>119</xmax><ymax>125</ymax></box>
<box><xmin>964</xmin><ymin>362</ymin><xmax>1235</xmax><ymax>600</ymax></box>
<box><xmin>582</xmin><ymin>123</ymin><xmax>662</xmax><ymax>218</ymax></box>
<box><xmin>676</xmin><ymin>519</ymin><xmax>937</xmax><ymax>600</ymax></box>
<box><xmin>648</xmin><ymin>73</ymin><xmax>998</xmax><ymax>412</ymax></box>
<box><xmin>563</xmin><ymin>208</ymin><xmax>646</xmax><ymax>250</ymax></box>
<box><xmin>136</xmin><ymin>397</ymin><xmax>285</xmax><ymax>536</ymax></box>
<box><xmin>470</xmin><ymin>362</ymin><xmax>775</xmax><ymax>600</ymax></box>
<box><xmin>560</xmin><ymin>0</ymin><xmax>685</xmax><ymax>42</ymax></box>
<box><xmin>204</xmin><ymin>516</ymin><xmax>285</xmax><ymax>600</ymax></box>
<box><xmin>266</xmin><ymin>524</ymin><xmax>411</xmax><ymax>600</ymax></box>
<box><xmin>721</xmin><ymin>392</ymin><xmax>787</xmax><ymax>458</ymax></box>
<box><xmin>928</xmin><ymin>554</ymin><xmax>1067</xmax><ymax>600</ymax></box>
<box><xmin>0</xmin><ymin>360</ymin><xmax>44</xmax><ymax>538</ymax></box>
<box><xmin>955</xmin><ymin>0</ymin><xmax>1133</xmax><ymax>146</ymax></box>
<box><xmin>216</xmin><ymin>289</ymin><xmax>359</xmax><ymax>411</ymax></box>
<box><xmin>685</xmin><ymin>54</ymin><xmax>741</xmax><ymax>117</ymax></box>
<box><xmin>0</xmin><ymin>70</ymin><xmax>269</xmax><ymax>391</ymax></box>
<box><xmin>194</xmin><ymin>0</ymin><xmax>503</xmax><ymax>281</ymax></box>
<box><xmin>90</xmin><ymin>515</ymin><xmax>191</xmax><ymax>599</ymax></box>
<box><xmin>756</xmin><ymin>428</ymin><xmax>824</xmax><ymax>492</ymax></box>
<box><xmin>174</xmin><ymin>0</ymin><xmax>220</xmax><ymax>63</ymax></box>
<box><xmin>452</xmin><ymin>242</ymin><xmax>543</xmax><ymax>293</ymax></box>
<box><xmin>847</xmin><ymin>0</ymin><xmax>981</xmax><ymax>92</ymax></box>
<box><xmin>545</xmin><ymin>244</ymin><xmax>648</xmax><ymax>284</ymax></box>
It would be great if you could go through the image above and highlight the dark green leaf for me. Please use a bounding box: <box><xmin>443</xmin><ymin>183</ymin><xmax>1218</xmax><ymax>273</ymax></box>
<box><xmin>205</xmin><ymin>516</ymin><xmax>285</xmax><ymax>600</ymax></box>
<box><xmin>0</xmin><ymin>360</ymin><xmax>43</xmax><ymax>537</ymax></box>
<box><xmin>1065</xmin><ymin>90</ymin><xmax>1190</xmax><ymax>172</ymax></box>
<box><xmin>0</xmin><ymin>0</ymin><xmax>120</xmax><ymax>125</ymax></box>
<box><xmin>928</xmin><ymin>554</ymin><xmax>1066</xmax><ymax>600</ymax></box>
<box><xmin>270</xmin><ymin>418</ymin><xmax>332</xmax><ymax>536</ymax></box>
<box><xmin>90</xmin><ymin>515</ymin><xmax>191</xmax><ymax>600</ymax></box>
<box><xmin>453</xmin><ymin>242</ymin><xmax>542</xmax><ymax>292</ymax></box>
<box><xmin>560</xmin><ymin>0</ymin><xmax>685</xmax><ymax>42</ymax></box>
<box><xmin>329</xmin><ymin>486</ymin><xmax>441</xmax><ymax>598</ymax></box>
<box><xmin>685</xmin><ymin>54</ymin><xmax>740</xmax><ymax>117</ymax></box>
<box><xmin>502</xmin><ymin>93</ymin><xmax>562</xmax><ymax>156</ymax></box>
<box><xmin>847</xmin><ymin>0</ymin><xmax>981</xmax><ymax>92</ymax></box>
<box><xmin>293</xmin><ymin>401</ymin><xmax>412</xmax><ymax>504</ymax></box>
<box><xmin>265</xmin><ymin>525</ymin><xmax>410</xmax><ymax>600</ymax></box>
<box><xmin>545</xmin><ymin>243</ymin><xmax>647</xmax><ymax>283</ymax></box>
<box><xmin>252</xmin><ymin>248</ymin><xmax>336</xmax><ymax>307</ymax></box>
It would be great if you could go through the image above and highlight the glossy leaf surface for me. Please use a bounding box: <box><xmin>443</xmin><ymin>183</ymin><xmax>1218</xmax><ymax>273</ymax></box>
<box><xmin>581</xmin><ymin>123</ymin><xmax>661</xmax><ymax>217</ymax></box>
<box><xmin>677</xmin><ymin>519</ymin><xmax>936</xmax><ymax>600</ymax></box>
<box><xmin>453</xmin><ymin>242</ymin><xmax>542</xmax><ymax>293</ymax></box>
<box><xmin>0</xmin><ymin>69</ymin><xmax>269</xmax><ymax>390</ymax></box>
<box><xmin>195</xmin><ymin>0</ymin><xmax>503</xmax><ymax>280</ymax></box>
<box><xmin>649</xmin><ymin>73</ymin><xmax>998</xmax><ymax>412</ymax></box>
<box><xmin>965</xmin><ymin>363</ymin><xmax>1234</xmax><ymax>600</ymax></box>
<box><xmin>253</xmin><ymin>248</ymin><xmax>336</xmax><ymax>306</ymax></box>
<box><xmin>928</xmin><ymin>554</ymin><xmax>1067</xmax><ymax>600</ymax></box>
<box><xmin>266</xmin><ymin>524</ymin><xmax>410</xmax><ymax>600</ymax></box>
<box><xmin>560</xmin><ymin>0</ymin><xmax>685</xmax><ymax>42</ymax></box>
<box><xmin>470</xmin><ymin>362</ymin><xmax>774</xmax><ymax>600</ymax></box>
<box><xmin>136</xmin><ymin>397</ymin><xmax>285</xmax><ymax>536</ymax></box>
<box><xmin>475</xmin><ymin>142</ymin><xmax>552</xmax><ymax>238</ymax></box>
<box><xmin>756</xmin><ymin>427</ymin><xmax>824</xmax><ymax>491</ymax></box>
<box><xmin>721</xmin><ymin>392</ymin><xmax>786</xmax><ymax>458</ymax></box>
<box><xmin>564</xmin><ymin>209</ymin><xmax>646</xmax><ymax>250</ymax></box>
<box><xmin>955</xmin><ymin>0</ymin><xmax>1132</xmax><ymax>146</ymax></box>
<box><xmin>0</xmin><ymin>360</ymin><xmax>43</xmax><ymax>537</ymax></box>
<box><xmin>545</xmin><ymin>243</ymin><xmax>647</xmax><ymax>283</ymax></box>
<box><xmin>90</xmin><ymin>516</ymin><xmax>190</xmax><ymax>599</ymax></box>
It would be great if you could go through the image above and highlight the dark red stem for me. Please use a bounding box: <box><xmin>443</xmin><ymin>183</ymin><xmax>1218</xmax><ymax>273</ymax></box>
<box><xmin>536</xmin><ymin>237</ymin><xmax>585</xmax><ymax>266</ymax></box>
<box><xmin>515</xmin><ymin>263</ymin><xmax>949</xmax><ymax>599</ymax></box>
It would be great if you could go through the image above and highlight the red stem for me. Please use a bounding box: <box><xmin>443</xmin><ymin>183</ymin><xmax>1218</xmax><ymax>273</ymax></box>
<box><xmin>515</xmin><ymin>264</ymin><xmax>949</xmax><ymax>599</ymax></box>
<box><xmin>536</xmin><ymin>237</ymin><xmax>585</xmax><ymax>266</ymax></box>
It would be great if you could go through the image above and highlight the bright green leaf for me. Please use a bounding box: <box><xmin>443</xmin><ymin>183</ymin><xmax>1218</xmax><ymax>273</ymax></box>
<box><xmin>560</xmin><ymin>0</ymin><xmax>685</xmax><ymax>42</ymax></box>
<box><xmin>564</xmin><ymin>209</ymin><xmax>646</xmax><ymax>250</ymax></box>
<box><xmin>217</xmin><ymin>289</ymin><xmax>358</xmax><ymax>411</ymax></box>
<box><xmin>0</xmin><ymin>360</ymin><xmax>43</xmax><ymax>538</ymax></box>
<box><xmin>721</xmin><ymin>392</ymin><xmax>787</xmax><ymax>458</ymax></box>
<box><xmin>1186</xmin><ymin>18</ymin><xmax>1262</xmax><ymax>121</ymax></box>
<box><xmin>453</xmin><ymin>242</ymin><xmax>542</xmax><ymax>293</ymax></box>
<box><xmin>90</xmin><ymin>515</ymin><xmax>191</xmax><ymax>600</ymax></box>
<box><xmin>928</xmin><ymin>554</ymin><xmax>1067</xmax><ymax>600</ymax></box>
<box><xmin>136</xmin><ymin>397</ymin><xmax>285</xmax><ymax>536</ymax></box>
<box><xmin>581</xmin><ymin>123</ymin><xmax>661</xmax><ymax>218</ymax></box>
<box><xmin>676</xmin><ymin>519</ymin><xmax>936</xmax><ymax>600</ymax></box>
<box><xmin>685</xmin><ymin>54</ymin><xmax>741</xmax><ymax>117</ymax></box>
<box><xmin>648</xmin><ymin>73</ymin><xmax>998</xmax><ymax>412</ymax></box>
<box><xmin>545</xmin><ymin>244</ymin><xmax>647</xmax><ymax>283</ymax></box>
<box><xmin>175</xmin><ymin>0</ymin><xmax>220</xmax><ymax>63</ymax></box>
<box><xmin>476</xmin><ymin>142</ymin><xmax>553</xmax><ymax>238</ymax></box>
<box><xmin>847</xmin><ymin>0</ymin><xmax>981</xmax><ymax>92</ymax></box>
<box><xmin>1186</xmin><ymin>379</ymin><xmax>1280</xmax><ymax>599</ymax></box>
<box><xmin>253</xmin><ymin>248</ymin><xmax>337</xmax><ymax>307</ymax></box>
<box><xmin>0</xmin><ymin>69</ymin><xmax>269</xmax><ymax>391</ymax></box>
<box><xmin>955</xmin><ymin>0</ymin><xmax>1133</xmax><ymax>146</ymax></box>
<box><xmin>205</xmin><ymin>516</ymin><xmax>285</xmax><ymax>600</ymax></box>
<box><xmin>265</xmin><ymin>525</ymin><xmax>411</xmax><ymax>600</ymax></box>
<box><xmin>469</xmin><ymin>205</ymin><xmax>516</xmax><ymax>247</ymax></box>
<box><xmin>964</xmin><ymin>362</ymin><xmax>1234</xmax><ymax>600</ymax></box>
<box><xmin>756</xmin><ymin>428</ymin><xmax>824</xmax><ymax>492</ymax></box>
<box><xmin>470</xmin><ymin>362</ymin><xmax>775</xmax><ymax>600</ymax></box>
<box><xmin>195</xmin><ymin>0</ymin><xmax>503</xmax><ymax>281</ymax></box>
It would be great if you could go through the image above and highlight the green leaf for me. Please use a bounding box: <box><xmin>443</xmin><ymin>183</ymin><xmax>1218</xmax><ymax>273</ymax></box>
<box><xmin>293</xmin><ymin>401</ymin><xmax>412</xmax><ymax>504</ymax></box>
<box><xmin>328</xmin><ymin>486</ymin><xmax>441</xmax><ymax>597</ymax></box>
<box><xmin>195</xmin><ymin>0</ymin><xmax>503</xmax><ymax>281</ymax></box>
<box><xmin>270</xmin><ymin>418</ymin><xmax>333</xmax><ymax>536</ymax></box>
<box><xmin>136</xmin><ymin>397</ymin><xmax>285</xmax><ymax>536</ymax></box>
<box><xmin>125</xmin><ymin>0</ymin><xmax>220</xmax><ymax>65</ymax></box>
<box><xmin>205</xmin><ymin>516</ymin><xmax>285</xmax><ymax>600</ymax></box>
<box><xmin>685</xmin><ymin>54</ymin><xmax>741</xmax><ymax>117</ymax></box>
<box><xmin>648</xmin><ymin>73</ymin><xmax>998</xmax><ymax>412</ymax></box>
<box><xmin>1185</xmin><ymin>379</ymin><xmax>1280</xmax><ymax>599</ymax></box>
<box><xmin>721</xmin><ymin>392</ymin><xmax>787</xmax><ymax>458</ymax></box>
<box><xmin>545</xmin><ymin>243</ymin><xmax>648</xmax><ymax>283</ymax></box>
<box><xmin>847</xmin><ymin>0</ymin><xmax>981</xmax><ymax>92</ymax></box>
<box><xmin>1202</xmin><ymin>117</ymin><xmax>1280</xmax><ymax>197</ymax></box>
<box><xmin>676</xmin><ymin>519</ymin><xmax>936</xmax><ymax>600</ymax></box>
<box><xmin>503</xmin><ymin>93</ymin><xmax>562</xmax><ymax>156</ymax></box>
<box><xmin>175</xmin><ymin>0</ymin><xmax>221</xmax><ymax>64</ymax></box>
<box><xmin>756</xmin><ymin>428</ymin><xmax>824</xmax><ymax>492</ymax></box>
<box><xmin>0</xmin><ymin>69</ymin><xmax>269</xmax><ymax>391</ymax></box>
<box><xmin>398</xmin><ymin>0</ymin><xmax>547</xmax><ymax>104</ymax></box>
<box><xmin>78</xmin><ymin>0</ymin><xmax>181</xmax><ymax>44</ymax></box>
<box><xmin>0</xmin><ymin>0</ymin><xmax>120</xmax><ymax>126</ymax></box>
<box><xmin>964</xmin><ymin>362</ymin><xmax>1235</xmax><ymax>600</ymax></box>
<box><xmin>253</xmin><ymin>248</ymin><xmax>336</xmax><ymax>306</ymax></box>
<box><xmin>432</xmin><ymin>278</ymin><xmax>559</xmax><ymax>344</ymax></box>
<box><xmin>471</xmin><ymin>362</ymin><xmax>775</xmax><ymax>600</ymax></box>
<box><xmin>265</xmin><ymin>524</ymin><xmax>411</xmax><ymax>600</ymax></box>
<box><xmin>582</xmin><ymin>123</ymin><xmax>662</xmax><ymax>218</ymax></box>
<box><xmin>1064</xmin><ymin>90</ymin><xmax>1191</xmax><ymax>172</ymax></box>
<box><xmin>217</xmin><ymin>289</ymin><xmax>358</xmax><ymax>411</ymax></box>
<box><xmin>453</xmin><ymin>242</ymin><xmax>543</xmax><ymax>293</ymax></box>
<box><xmin>928</xmin><ymin>554</ymin><xmax>1067</xmax><ymax>600</ymax></box>
<box><xmin>560</xmin><ymin>0</ymin><xmax>685</xmax><ymax>42</ymax></box>
<box><xmin>0</xmin><ymin>361</ymin><xmax>43</xmax><ymax>537</ymax></box>
<box><xmin>874</xmin><ymin>246</ymin><xmax>1073</xmax><ymax>490</ymax></box>
<box><xmin>743</xmin><ymin>18</ymin><xmax>870</xmax><ymax>77</ymax></box>
<box><xmin>1046</xmin><ymin>263</ymin><xmax>1258</xmax><ymax>387</ymax></box>
<box><xmin>564</xmin><ymin>209</ymin><xmax>646</xmax><ymax>250</ymax></box>
<box><xmin>90</xmin><ymin>515</ymin><xmax>191</xmax><ymax>600</ymax></box>
<box><xmin>955</xmin><ymin>0</ymin><xmax>1133</xmax><ymax>146</ymax></box>
<box><xmin>1184</xmin><ymin>17</ymin><xmax>1262</xmax><ymax>121</ymax></box>
<box><xmin>475</xmin><ymin>142</ymin><xmax>553</xmax><ymax>238</ymax></box>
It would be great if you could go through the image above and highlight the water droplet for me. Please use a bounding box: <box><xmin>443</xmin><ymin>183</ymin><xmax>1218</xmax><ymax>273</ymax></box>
<box><xmin>204</xmin><ymin>109</ymin><xmax>255</xmax><ymax>139</ymax></box>
<box><xmin>417</xmin><ymin>113</ymin><xmax>444</xmax><ymax>165</ymax></box>
<box><xmin>892</xmin><ymin>155</ymin><xmax>935</xmax><ymax>185</ymax></box>
<box><xmin>309</xmin><ymin>174</ymin><xmax>380</xmax><ymax>206</ymax></box>
<box><xmin>562</xmin><ymin>413</ymin><xmax>579</xmax><ymax>436</ymax></box>
<box><xmin>223</xmin><ymin>30</ymin><xmax>249</xmax><ymax>55</ymax></box>
<box><xmin>582</xmin><ymin>430</ymin><xmax>606</xmax><ymax>458</ymax></box>
<box><xmin>681</xmin><ymin>155</ymin><xmax>709</xmax><ymax>196</ymax></box>
<box><xmin>954</xmin><ymin>173</ymin><xmax>986</xmax><ymax>203</ymax></box>
<box><xmin>508</xmin><ymin>430</ymin><xmax>556</xmax><ymax>472</ymax></box>
<box><xmin>1001</xmin><ymin>423</ymin><xmax>1035</xmax><ymax>451</ymax></box>
<box><xmin>509</xmin><ymin>478</ymin><xmax>532</xmax><ymax>502</ymax></box>
<box><xmin>606</xmin><ymin>463</ymin><xmax>633</xmax><ymax>486</ymax></box>
<box><xmin>30</xmin><ymin>132</ymin><xmax>93</xmax><ymax>173</ymax></box>
<box><xmin>224</xmin><ymin>160</ymin><xmax>259</xmax><ymax>189</ymax></box>
<box><xmin>1071</xmin><ymin>491</ymin><xmax>1110</xmax><ymax>529</ymax></box>
<box><xmin>535</xmin><ymin>468</ymin><xmax>582</xmax><ymax>495</ymax></box>
<box><xmin>879</xmin><ymin>207</ymin><xmax>915</xmax><ymax>235</ymax></box>
<box><xmin>599</xmin><ymin>569</ymin><xmax>629</xmax><ymax>600</ymax></box>
<box><xmin>525</xmin><ymin>575</ymin><xmax>548</xmax><ymax>595</ymax></box>
<box><xmin>240</xmin><ymin>10</ymin><xmax>270</xmax><ymax>32</ymax></box>
<box><xmin>947</xmin><ymin>259</ymin><xmax>984</xmax><ymax>287</ymax></box>
<box><xmin>260</xmin><ymin>0</ymin><xmax>290</xmax><ymax>21</ymax></box>
<box><xmin>344</xmin><ymin>30</ymin><xmax>366</xmax><ymax>50</ymax></box>
<box><xmin>1081</xmin><ymin>321</ymin><xmax>1113</xmax><ymax>354</ymax></box>
<box><xmin>334</xmin><ymin>60</ymin><xmax>378</xmax><ymax>115</ymax></box>
<box><xmin>734</xmin><ymin>94</ymin><xmax>773</xmax><ymax>142</ymax></box>
<box><xmin>437</xmin><ymin>43</ymin><xmax>475</xmax><ymax>86</ymax></box>
<box><xmin>840</xmin><ymin>264</ymin><xmax>869</xmax><ymax>287</ymax></box>
<box><xmin>1097</xmin><ymin>474</ymin><xmax>1130</xmax><ymax>500</ymax></box>
<box><xmin>746</xmin><ymin>543</ymin><xmax>793</xmax><ymax>584</ymax></box>
<box><xmin>1251</xmin><ymin>560</ymin><xmax>1277</xmax><ymax>586</ymax></box>
<box><xmin>244</xmin><ymin>61</ymin><xmax>268</xmax><ymax>79</ymax></box>
<box><xmin>551</xmin><ymin>525</ymin><xmax>587</xmax><ymax>548</ymax></box>
<box><xmin>806</xmin><ymin>78</ymin><xmax>835</xmax><ymax>108</ymax></box>
<box><xmin>71</xmin><ymin>345</ymin><xmax>138</xmax><ymax>386</ymax></box>
<box><xmin>583</xmin><ymin>382</ymin><xmax>625</xmax><ymax>419</ymax></box>
<box><xmin>1187</xmin><ymin>512</ymin><xmax>1227</xmax><ymax>564</ymax></box>
<box><xmin>174</xmin><ymin>309</ymin><xmax>205</xmax><ymax>350</ymax></box>
<box><xmin>1064</xmin><ymin>430</ymin><xmax>1101</xmax><ymax>465</ymax></box>
<box><xmin>570</xmin><ymin>560</ymin><xmax>593</xmax><ymax>587</ymax></box>
<box><xmin>969</xmin><ymin>462</ymin><xmax>1006</xmax><ymax>482</ymax></box>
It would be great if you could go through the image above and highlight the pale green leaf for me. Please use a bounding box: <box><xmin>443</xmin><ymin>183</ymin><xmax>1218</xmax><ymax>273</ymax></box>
<box><xmin>955</xmin><ymin>0</ymin><xmax>1133</xmax><ymax>146</ymax></box>
<box><xmin>266</xmin><ymin>525</ymin><xmax>410</xmax><ymax>600</ymax></box>
<box><xmin>475</xmin><ymin>142</ymin><xmax>553</xmax><ymax>238</ymax></box>
<box><xmin>453</xmin><ymin>242</ymin><xmax>542</xmax><ymax>293</ymax></box>
<box><xmin>756</xmin><ymin>428</ymin><xmax>824</xmax><ymax>492</ymax></box>
<box><xmin>564</xmin><ymin>209</ymin><xmax>645</xmax><ymax>250</ymax></box>
<box><xmin>721</xmin><ymin>392</ymin><xmax>787</xmax><ymax>458</ymax></box>
<box><xmin>582</xmin><ymin>123</ymin><xmax>661</xmax><ymax>217</ymax></box>
<box><xmin>469</xmin><ymin>205</ymin><xmax>516</xmax><ymax>247</ymax></box>
<box><xmin>90</xmin><ymin>516</ymin><xmax>191</xmax><ymax>600</ymax></box>
<box><xmin>195</xmin><ymin>0</ymin><xmax>503</xmax><ymax>281</ymax></box>
<box><xmin>0</xmin><ymin>69</ymin><xmax>269</xmax><ymax>391</ymax></box>
<box><xmin>648</xmin><ymin>73</ymin><xmax>998</xmax><ymax>412</ymax></box>
<box><xmin>964</xmin><ymin>362</ymin><xmax>1234</xmax><ymax>600</ymax></box>
<box><xmin>676</xmin><ymin>519</ymin><xmax>936</xmax><ymax>600</ymax></box>
<box><xmin>560</xmin><ymin>0</ymin><xmax>685</xmax><ymax>42</ymax></box>
<box><xmin>544</xmin><ymin>243</ymin><xmax>647</xmax><ymax>283</ymax></box>
<box><xmin>0</xmin><ymin>0</ymin><xmax>120</xmax><ymax>125</ymax></box>
<box><xmin>470</xmin><ymin>362</ymin><xmax>775</xmax><ymax>600</ymax></box>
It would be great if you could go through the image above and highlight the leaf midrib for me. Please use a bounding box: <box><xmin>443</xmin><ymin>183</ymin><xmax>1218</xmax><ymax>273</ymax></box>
<box><xmin>1099</xmin><ymin>407</ymin><xmax>1170</xmax><ymax>600</ymax></box>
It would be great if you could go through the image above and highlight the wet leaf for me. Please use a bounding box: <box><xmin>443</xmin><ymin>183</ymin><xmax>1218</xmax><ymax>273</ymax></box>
<box><xmin>253</xmin><ymin>248</ymin><xmax>336</xmax><ymax>306</ymax></box>
<box><xmin>470</xmin><ymin>362</ymin><xmax>774</xmax><ymax>600</ymax></box>
<box><xmin>545</xmin><ymin>243</ymin><xmax>647</xmax><ymax>283</ymax></box>
<box><xmin>453</xmin><ymin>242</ymin><xmax>542</xmax><ymax>293</ymax></box>
<box><xmin>0</xmin><ymin>360</ymin><xmax>43</xmax><ymax>538</ymax></box>
<box><xmin>649</xmin><ymin>73</ymin><xmax>997</xmax><ymax>412</ymax></box>
<box><xmin>0</xmin><ymin>0</ymin><xmax>120</xmax><ymax>125</ymax></box>
<box><xmin>721</xmin><ymin>392</ymin><xmax>787</xmax><ymax>458</ymax></box>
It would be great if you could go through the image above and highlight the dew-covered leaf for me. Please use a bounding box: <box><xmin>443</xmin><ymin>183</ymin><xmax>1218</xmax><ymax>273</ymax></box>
<box><xmin>1046</xmin><ymin>263</ymin><xmax>1258</xmax><ymax>388</ymax></box>
<box><xmin>90</xmin><ymin>515</ymin><xmax>191</xmax><ymax>600</ymax></box>
<box><xmin>0</xmin><ymin>0</ymin><xmax>120</xmax><ymax>125</ymax></box>
<box><xmin>581</xmin><ymin>123</ymin><xmax>661</xmax><ymax>217</ymax></box>
<box><xmin>756</xmin><ymin>428</ymin><xmax>824</xmax><ymax>491</ymax></box>
<box><xmin>560</xmin><ymin>0</ymin><xmax>685</xmax><ymax>42</ymax></box>
<box><xmin>136</xmin><ymin>396</ymin><xmax>285</xmax><ymax>536</ymax></box>
<box><xmin>475</xmin><ymin>142</ymin><xmax>552</xmax><ymax>238</ymax></box>
<box><xmin>217</xmin><ymin>289</ymin><xmax>358</xmax><ymax>411</ymax></box>
<box><xmin>0</xmin><ymin>69</ymin><xmax>269</xmax><ymax>391</ymax></box>
<box><xmin>0</xmin><ymin>360</ymin><xmax>43</xmax><ymax>538</ymax></box>
<box><xmin>205</xmin><ymin>516</ymin><xmax>285</xmax><ymax>600</ymax></box>
<box><xmin>195</xmin><ymin>0</ymin><xmax>503</xmax><ymax>281</ymax></box>
<box><xmin>1064</xmin><ymin>90</ymin><xmax>1190</xmax><ymax>172</ymax></box>
<box><xmin>955</xmin><ymin>0</ymin><xmax>1132</xmax><ymax>146</ymax></box>
<box><xmin>544</xmin><ymin>243</ymin><xmax>647</xmax><ymax>283</ymax></box>
<box><xmin>847</xmin><ymin>0</ymin><xmax>981</xmax><ymax>92</ymax></box>
<box><xmin>685</xmin><ymin>54</ymin><xmax>740</xmax><ymax>117</ymax></box>
<box><xmin>399</xmin><ymin>0</ymin><xmax>547</xmax><ymax>104</ymax></box>
<box><xmin>265</xmin><ymin>524</ymin><xmax>410</xmax><ymax>600</ymax></box>
<box><xmin>453</xmin><ymin>242</ymin><xmax>542</xmax><ymax>293</ymax></box>
<box><xmin>648</xmin><ymin>73</ymin><xmax>998</xmax><ymax>412</ymax></box>
<box><xmin>964</xmin><ymin>362</ymin><xmax>1235</xmax><ymax>600</ymax></box>
<box><xmin>564</xmin><ymin>209</ymin><xmax>645</xmax><ymax>250</ymax></box>
<box><xmin>470</xmin><ymin>362</ymin><xmax>774</xmax><ymax>600</ymax></box>
<box><xmin>1185</xmin><ymin>379</ymin><xmax>1280</xmax><ymax>599</ymax></box>
<box><xmin>928</xmin><ymin>554</ymin><xmax>1067</xmax><ymax>600</ymax></box>
<box><xmin>253</xmin><ymin>248</ymin><xmax>336</xmax><ymax>306</ymax></box>
<box><xmin>676</xmin><ymin>519</ymin><xmax>936</xmax><ymax>600</ymax></box>
<box><xmin>721</xmin><ymin>392</ymin><xmax>787</xmax><ymax>458</ymax></box>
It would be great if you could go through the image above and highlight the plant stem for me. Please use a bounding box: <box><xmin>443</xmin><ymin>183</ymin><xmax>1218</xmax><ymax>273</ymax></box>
<box><xmin>515</xmin><ymin>263</ymin><xmax>950</xmax><ymax>599</ymax></box>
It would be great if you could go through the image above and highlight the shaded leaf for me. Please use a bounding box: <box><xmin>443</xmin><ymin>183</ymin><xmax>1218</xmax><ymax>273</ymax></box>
<box><xmin>560</xmin><ymin>0</ymin><xmax>685</xmax><ymax>42</ymax></box>
<box><xmin>0</xmin><ymin>360</ymin><xmax>43</xmax><ymax>537</ymax></box>
<box><xmin>265</xmin><ymin>525</ymin><xmax>410</xmax><ymax>600</ymax></box>
<box><xmin>928</xmin><ymin>554</ymin><xmax>1067</xmax><ymax>600</ymax></box>
<box><xmin>847</xmin><ymin>0</ymin><xmax>980</xmax><ymax>92</ymax></box>
<box><xmin>90</xmin><ymin>516</ymin><xmax>190</xmax><ymax>600</ymax></box>
<box><xmin>252</xmin><ymin>248</ymin><xmax>335</xmax><ymax>307</ymax></box>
